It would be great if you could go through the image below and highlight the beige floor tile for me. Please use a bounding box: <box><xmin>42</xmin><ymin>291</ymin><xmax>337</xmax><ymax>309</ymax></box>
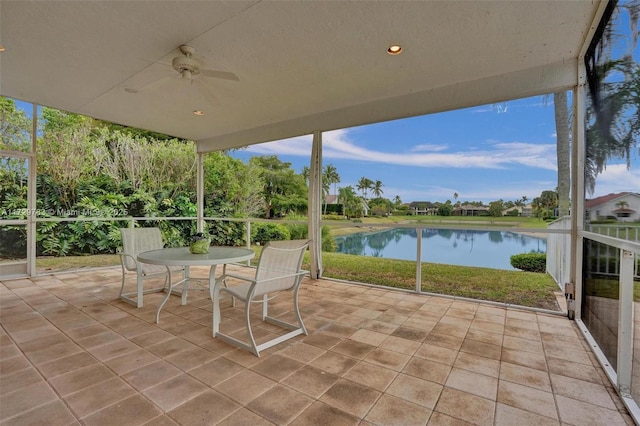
<box><xmin>0</xmin><ymin>367</ymin><xmax>44</xmax><ymax>396</ymax></box>
<box><xmin>343</xmin><ymin>361</ymin><xmax>398</xmax><ymax>392</ymax></box>
<box><xmin>433</xmin><ymin>388</ymin><xmax>495</xmax><ymax>426</ymax></box>
<box><xmin>247</xmin><ymin>384</ymin><xmax>313</xmax><ymax>425</ymax></box>
<box><xmin>501</xmin><ymin>347</ymin><xmax>547</xmax><ymax>371</ymax></box>
<box><xmin>364</xmin><ymin>320</ymin><xmax>399</xmax><ymax>334</ymax></box>
<box><xmin>320</xmin><ymin>378</ymin><xmax>382</xmax><ymax>418</ymax></box>
<box><xmin>121</xmin><ymin>361</ymin><xmax>183</xmax><ymax>391</ymax></box>
<box><xmin>432</xmin><ymin>323</ymin><xmax>469</xmax><ymax>338</ymax></box>
<box><xmin>364</xmin><ymin>347</ymin><xmax>411</xmax><ymax>371</ymax></box>
<box><xmin>164</xmin><ymin>346</ymin><xmax>217</xmax><ymax>371</ymax></box>
<box><xmin>251</xmin><ymin>354</ymin><xmax>304</xmax><ymax>381</ymax></box>
<box><xmin>497</xmin><ymin>380</ymin><xmax>557</xmax><ymax>419</ymax></box>
<box><xmin>282</xmin><ymin>365</ymin><xmax>340</xmax><ymax>399</ymax></box>
<box><xmin>424</xmin><ymin>332</ymin><xmax>464</xmax><ymax>351</ymax></box>
<box><xmin>414</xmin><ymin>343</ymin><xmax>458</xmax><ymax>365</ymax></box>
<box><xmin>380</xmin><ymin>335</ymin><xmax>421</xmax><ymax>355</ymax></box>
<box><xmin>386</xmin><ymin>373</ymin><xmax>442</xmax><ymax>409</ymax></box>
<box><xmin>453</xmin><ymin>352</ymin><xmax>500</xmax><ymax>378</ymax></box>
<box><xmin>543</xmin><ymin>342</ymin><xmax>592</xmax><ymax>365</ymax></box>
<box><xmin>459</xmin><ymin>338</ymin><xmax>502</xmax><ymax>360</ymax></box>
<box><xmin>549</xmin><ymin>373</ymin><xmax>617</xmax><ymax>409</ymax></box>
<box><xmin>310</xmin><ymin>351</ymin><xmax>358</xmax><ymax>376</ymax></box>
<box><xmin>215</xmin><ymin>369</ymin><xmax>276</xmax><ymax>404</ymax></box>
<box><xmin>365</xmin><ymin>394</ymin><xmax>431</xmax><ymax>426</ymax></box>
<box><xmin>546</xmin><ymin>356</ymin><xmax>603</xmax><ymax>384</ymax></box>
<box><xmin>301</xmin><ymin>331</ymin><xmax>342</xmax><ymax>349</ymax></box>
<box><xmin>330</xmin><ymin>339</ymin><xmax>376</xmax><ymax>359</ymax></box>
<box><xmin>143</xmin><ymin>374</ymin><xmax>208</xmax><ymax>412</ymax></box>
<box><xmin>82</xmin><ymin>394</ymin><xmax>162</xmax><ymax>426</ymax></box>
<box><xmin>427</xmin><ymin>411</ymin><xmax>475</xmax><ymax>425</ymax></box>
<box><xmin>502</xmin><ymin>334</ymin><xmax>544</xmax><ymax>354</ymax></box>
<box><xmin>65</xmin><ymin>376</ymin><xmax>136</xmax><ymax>419</ymax></box>
<box><xmin>0</xmin><ymin>381</ymin><xmax>59</xmax><ymax>421</ymax></box>
<box><xmin>499</xmin><ymin>362</ymin><xmax>551</xmax><ymax>391</ymax></box>
<box><xmin>105</xmin><ymin>348</ymin><xmax>160</xmax><ymax>375</ymax></box>
<box><xmin>49</xmin><ymin>364</ymin><xmax>116</xmax><ymax>396</ymax></box>
<box><xmin>0</xmin><ymin>400</ymin><xmax>77</xmax><ymax>426</ymax></box>
<box><xmin>350</xmin><ymin>329</ymin><xmax>389</xmax><ymax>346</ymax></box>
<box><xmin>391</xmin><ymin>325</ymin><xmax>429</xmax><ymax>342</ymax></box>
<box><xmin>504</xmin><ymin>325</ymin><xmax>541</xmax><ymax>341</ymax></box>
<box><xmin>402</xmin><ymin>357</ymin><xmax>452</xmax><ymax>385</ymax></box>
<box><xmin>445</xmin><ymin>367</ymin><xmax>498</xmax><ymax>400</ymax></box>
<box><xmin>188</xmin><ymin>357</ymin><xmax>244</xmax><ymax>387</ymax></box>
<box><xmin>555</xmin><ymin>395</ymin><xmax>628</xmax><ymax>426</ymax></box>
<box><xmin>290</xmin><ymin>401</ymin><xmax>360</xmax><ymax>426</ymax></box>
<box><xmin>24</xmin><ymin>341</ymin><xmax>83</xmax><ymax>365</ymax></box>
<box><xmin>494</xmin><ymin>402</ymin><xmax>559</xmax><ymax>426</ymax></box>
<box><xmin>217</xmin><ymin>408</ymin><xmax>274</xmax><ymax>426</ymax></box>
<box><xmin>167</xmin><ymin>390</ymin><xmax>241</xmax><ymax>425</ymax></box>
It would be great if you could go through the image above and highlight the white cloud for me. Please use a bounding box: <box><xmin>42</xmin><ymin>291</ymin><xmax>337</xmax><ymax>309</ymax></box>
<box><xmin>590</xmin><ymin>164</ymin><xmax>640</xmax><ymax>197</ymax></box>
<box><xmin>411</xmin><ymin>144</ymin><xmax>449</xmax><ymax>152</ymax></box>
<box><xmin>241</xmin><ymin>129</ymin><xmax>558</xmax><ymax>171</ymax></box>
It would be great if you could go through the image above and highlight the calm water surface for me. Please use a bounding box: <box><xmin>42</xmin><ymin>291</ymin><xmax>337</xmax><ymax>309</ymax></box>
<box><xmin>335</xmin><ymin>228</ymin><xmax>546</xmax><ymax>270</ymax></box>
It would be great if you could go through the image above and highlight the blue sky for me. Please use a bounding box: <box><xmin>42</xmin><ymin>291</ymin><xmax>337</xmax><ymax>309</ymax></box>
<box><xmin>231</xmin><ymin>95</ymin><xmax>639</xmax><ymax>204</ymax></box>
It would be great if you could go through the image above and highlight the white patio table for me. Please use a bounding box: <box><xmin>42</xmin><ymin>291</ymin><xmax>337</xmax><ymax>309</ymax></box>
<box><xmin>137</xmin><ymin>246</ymin><xmax>255</xmax><ymax>323</ymax></box>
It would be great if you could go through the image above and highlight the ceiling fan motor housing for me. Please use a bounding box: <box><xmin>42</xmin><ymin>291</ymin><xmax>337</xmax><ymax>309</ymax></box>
<box><xmin>172</xmin><ymin>55</ymin><xmax>202</xmax><ymax>76</ymax></box>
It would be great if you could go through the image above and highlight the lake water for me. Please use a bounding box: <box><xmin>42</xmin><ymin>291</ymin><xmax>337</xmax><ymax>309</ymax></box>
<box><xmin>335</xmin><ymin>228</ymin><xmax>547</xmax><ymax>270</ymax></box>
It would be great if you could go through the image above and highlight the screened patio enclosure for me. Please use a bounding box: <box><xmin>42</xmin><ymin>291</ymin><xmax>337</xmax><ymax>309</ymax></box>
<box><xmin>3</xmin><ymin>0</ymin><xmax>640</xmax><ymax>422</ymax></box>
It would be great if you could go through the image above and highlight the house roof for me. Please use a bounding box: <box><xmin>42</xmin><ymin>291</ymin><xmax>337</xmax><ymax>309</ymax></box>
<box><xmin>585</xmin><ymin>192</ymin><xmax>637</xmax><ymax>209</ymax></box>
<box><xmin>0</xmin><ymin>1</ymin><xmax>605</xmax><ymax>152</ymax></box>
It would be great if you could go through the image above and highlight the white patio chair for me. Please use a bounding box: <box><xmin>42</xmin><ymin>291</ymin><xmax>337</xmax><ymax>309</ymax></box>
<box><xmin>118</xmin><ymin>227</ymin><xmax>185</xmax><ymax>308</ymax></box>
<box><xmin>212</xmin><ymin>239</ymin><xmax>310</xmax><ymax>356</ymax></box>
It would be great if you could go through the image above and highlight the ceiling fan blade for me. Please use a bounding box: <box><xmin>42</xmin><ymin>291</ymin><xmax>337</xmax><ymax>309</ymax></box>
<box><xmin>200</xmin><ymin>69</ymin><xmax>239</xmax><ymax>82</ymax></box>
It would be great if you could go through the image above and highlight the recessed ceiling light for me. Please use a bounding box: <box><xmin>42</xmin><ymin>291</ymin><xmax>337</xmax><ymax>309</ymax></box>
<box><xmin>193</xmin><ymin>110</ymin><xmax>205</xmax><ymax>116</ymax></box>
<box><xmin>0</xmin><ymin>45</ymin><xmax>5</xmax><ymax>52</ymax></box>
<box><xmin>387</xmin><ymin>45</ymin><xmax>402</xmax><ymax>55</ymax></box>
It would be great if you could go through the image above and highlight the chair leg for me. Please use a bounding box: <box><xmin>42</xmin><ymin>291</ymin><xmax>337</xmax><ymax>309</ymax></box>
<box><xmin>293</xmin><ymin>286</ymin><xmax>308</xmax><ymax>335</ymax></box>
<box><xmin>212</xmin><ymin>276</ymin><xmax>224</xmax><ymax>334</ymax></box>
<box><xmin>136</xmin><ymin>269</ymin><xmax>144</xmax><ymax>308</ymax></box>
<box><xmin>245</xmin><ymin>301</ymin><xmax>259</xmax><ymax>356</ymax></box>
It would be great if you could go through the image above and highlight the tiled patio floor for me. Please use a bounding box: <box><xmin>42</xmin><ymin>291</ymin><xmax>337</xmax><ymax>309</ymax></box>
<box><xmin>0</xmin><ymin>265</ymin><xmax>634</xmax><ymax>425</ymax></box>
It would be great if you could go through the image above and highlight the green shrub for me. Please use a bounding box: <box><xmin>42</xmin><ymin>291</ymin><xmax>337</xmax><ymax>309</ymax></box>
<box><xmin>251</xmin><ymin>222</ymin><xmax>291</xmax><ymax>244</ymax></box>
<box><xmin>510</xmin><ymin>253</ymin><xmax>546</xmax><ymax>273</ymax></box>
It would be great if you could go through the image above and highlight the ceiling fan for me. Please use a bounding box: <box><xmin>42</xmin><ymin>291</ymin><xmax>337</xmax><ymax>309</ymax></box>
<box><xmin>135</xmin><ymin>45</ymin><xmax>239</xmax><ymax>107</ymax></box>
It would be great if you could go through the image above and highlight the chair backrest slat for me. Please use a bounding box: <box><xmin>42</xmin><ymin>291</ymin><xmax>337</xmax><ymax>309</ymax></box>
<box><xmin>120</xmin><ymin>228</ymin><xmax>164</xmax><ymax>271</ymax></box>
<box><xmin>254</xmin><ymin>239</ymin><xmax>310</xmax><ymax>297</ymax></box>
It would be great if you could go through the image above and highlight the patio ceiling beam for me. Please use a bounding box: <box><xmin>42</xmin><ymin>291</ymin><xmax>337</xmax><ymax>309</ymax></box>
<box><xmin>196</xmin><ymin>58</ymin><xmax>578</xmax><ymax>153</ymax></box>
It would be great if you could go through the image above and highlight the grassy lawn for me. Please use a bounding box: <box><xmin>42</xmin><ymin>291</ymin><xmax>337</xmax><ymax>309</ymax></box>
<box><xmin>36</xmin><ymin>248</ymin><xmax>561</xmax><ymax>311</ymax></box>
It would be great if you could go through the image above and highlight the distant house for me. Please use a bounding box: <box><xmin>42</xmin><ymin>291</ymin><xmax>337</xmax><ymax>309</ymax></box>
<box><xmin>325</xmin><ymin>195</ymin><xmax>338</xmax><ymax>204</ymax></box>
<box><xmin>502</xmin><ymin>204</ymin><xmax>534</xmax><ymax>217</ymax></box>
<box><xmin>452</xmin><ymin>204</ymin><xmax>489</xmax><ymax>216</ymax></box>
<box><xmin>585</xmin><ymin>192</ymin><xmax>640</xmax><ymax>222</ymax></box>
<box><xmin>409</xmin><ymin>201</ymin><xmax>437</xmax><ymax>215</ymax></box>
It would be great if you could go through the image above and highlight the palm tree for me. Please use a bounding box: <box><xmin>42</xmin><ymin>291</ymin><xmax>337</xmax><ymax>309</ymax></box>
<box><xmin>393</xmin><ymin>195</ymin><xmax>402</xmax><ymax>205</ymax></box>
<box><xmin>338</xmin><ymin>185</ymin><xmax>361</xmax><ymax>219</ymax></box>
<box><xmin>372</xmin><ymin>180</ymin><xmax>384</xmax><ymax>198</ymax></box>
<box><xmin>301</xmin><ymin>166</ymin><xmax>310</xmax><ymax>186</ymax></box>
<box><xmin>324</xmin><ymin>164</ymin><xmax>340</xmax><ymax>198</ymax></box>
<box><xmin>554</xmin><ymin>91</ymin><xmax>571</xmax><ymax>216</ymax></box>
<box><xmin>584</xmin><ymin>3</ymin><xmax>639</xmax><ymax>194</ymax></box>
<box><xmin>356</xmin><ymin>177</ymin><xmax>373</xmax><ymax>199</ymax></box>
<box><xmin>616</xmin><ymin>200</ymin><xmax>629</xmax><ymax>209</ymax></box>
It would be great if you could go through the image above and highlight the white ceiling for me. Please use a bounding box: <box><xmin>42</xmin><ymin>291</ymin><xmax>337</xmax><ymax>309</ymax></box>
<box><xmin>0</xmin><ymin>1</ymin><xmax>604</xmax><ymax>152</ymax></box>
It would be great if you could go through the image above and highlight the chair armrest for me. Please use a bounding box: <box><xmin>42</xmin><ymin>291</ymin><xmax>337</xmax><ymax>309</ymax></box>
<box><xmin>220</xmin><ymin>273</ymin><xmax>257</xmax><ymax>284</ymax></box>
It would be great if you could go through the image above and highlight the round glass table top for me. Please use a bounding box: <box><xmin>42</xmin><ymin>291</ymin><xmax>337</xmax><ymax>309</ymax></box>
<box><xmin>137</xmin><ymin>246</ymin><xmax>255</xmax><ymax>266</ymax></box>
